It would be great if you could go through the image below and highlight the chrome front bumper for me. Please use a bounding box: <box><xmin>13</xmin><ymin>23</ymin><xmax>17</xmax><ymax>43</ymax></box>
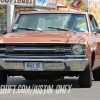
<box><xmin>0</xmin><ymin>58</ymin><xmax>88</xmax><ymax>71</ymax></box>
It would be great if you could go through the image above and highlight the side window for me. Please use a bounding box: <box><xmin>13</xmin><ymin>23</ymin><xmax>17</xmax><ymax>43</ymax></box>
<box><xmin>89</xmin><ymin>15</ymin><xmax>97</xmax><ymax>32</ymax></box>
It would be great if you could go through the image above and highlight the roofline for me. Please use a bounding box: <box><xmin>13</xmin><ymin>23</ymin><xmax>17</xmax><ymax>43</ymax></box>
<box><xmin>20</xmin><ymin>10</ymin><xmax>88</xmax><ymax>15</ymax></box>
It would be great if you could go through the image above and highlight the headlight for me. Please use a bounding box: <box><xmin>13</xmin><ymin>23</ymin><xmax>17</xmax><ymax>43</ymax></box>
<box><xmin>71</xmin><ymin>44</ymin><xmax>83</xmax><ymax>55</ymax></box>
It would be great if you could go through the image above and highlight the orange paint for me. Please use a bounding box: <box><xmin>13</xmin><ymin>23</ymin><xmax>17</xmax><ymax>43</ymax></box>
<box><xmin>3</xmin><ymin>11</ymin><xmax>100</xmax><ymax>71</ymax></box>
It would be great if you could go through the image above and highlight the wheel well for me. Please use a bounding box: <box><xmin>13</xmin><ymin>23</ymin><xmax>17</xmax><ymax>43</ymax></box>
<box><xmin>91</xmin><ymin>51</ymin><xmax>95</xmax><ymax>68</ymax></box>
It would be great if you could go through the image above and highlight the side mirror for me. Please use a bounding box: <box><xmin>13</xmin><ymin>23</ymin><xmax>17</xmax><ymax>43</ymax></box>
<box><xmin>96</xmin><ymin>27</ymin><xmax>100</xmax><ymax>33</ymax></box>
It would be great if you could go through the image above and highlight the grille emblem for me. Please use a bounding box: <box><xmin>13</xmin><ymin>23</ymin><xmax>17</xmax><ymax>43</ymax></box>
<box><xmin>55</xmin><ymin>47</ymin><xmax>65</xmax><ymax>52</ymax></box>
<box><xmin>6</xmin><ymin>46</ymin><xmax>15</xmax><ymax>52</ymax></box>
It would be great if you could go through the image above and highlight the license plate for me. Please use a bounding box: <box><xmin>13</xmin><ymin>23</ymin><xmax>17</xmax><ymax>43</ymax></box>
<box><xmin>24</xmin><ymin>62</ymin><xmax>43</xmax><ymax>71</ymax></box>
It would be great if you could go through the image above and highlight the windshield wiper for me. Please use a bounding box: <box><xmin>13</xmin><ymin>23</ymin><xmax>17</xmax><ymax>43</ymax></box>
<box><xmin>18</xmin><ymin>27</ymin><xmax>43</xmax><ymax>32</ymax></box>
<box><xmin>48</xmin><ymin>27</ymin><xmax>76</xmax><ymax>33</ymax></box>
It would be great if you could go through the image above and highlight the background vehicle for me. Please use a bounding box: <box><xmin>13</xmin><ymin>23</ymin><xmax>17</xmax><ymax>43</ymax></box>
<box><xmin>0</xmin><ymin>11</ymin><xmax>100</xmax><ymax>88</ymax></box>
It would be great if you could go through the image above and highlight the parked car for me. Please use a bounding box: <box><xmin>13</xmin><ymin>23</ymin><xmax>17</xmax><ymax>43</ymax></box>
<box><xmin>0</xmin><ymin>11</ymin><xmax>100</xmax><ymax>88</ymax></box>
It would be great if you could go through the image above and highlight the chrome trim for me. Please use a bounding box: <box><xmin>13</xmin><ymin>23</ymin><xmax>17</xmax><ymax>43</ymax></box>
<box><xmin>3</xmin><ymin>58</ymin><xmax>88</xmax><ymax>62</ymax></box>
<box><xmin>0</xmin><ymin>48</ymin><xmax>6</xmax><ymax>50</ymax></box>
<box><xmin>14</xmin><ymin>48</ymin><xmax>71</xmax><ymax>51</ymax></box>
<box><xmin>0</xmin><ymin>58</ymin><xmax>88</xmax><ymax>71</ymax></box>
<box><xmin>0</xmin><ymin>54</ymin><xmax>5</xmax><ymax>56</ymax></box>
<box><xmin>0</xmin><ymin>42</ymin><xmax>87</xmax><ymax>44</ymax></box>
<box><xmin>0</xmin><ymin>48</ymin><xmax>86</xmax><ymax>51</ymax></box>
<box><xmin>0</xmin><ymin>48</ymin><xmax>71</xmax><ymax>51</ymax></box>
<box><xmin>0</xmin><ymin>55</ymin><xmax>86</xmax><ymax>58</ymax></box>
<box><xmin>14</xmin><ymin>48</ymin><xmax>56</xmax><ymax>51</ymax></box>
<box><xmin>83</xmin><ymin>49</ymin><xmax>86</xmax><ymax>51</ymax></box>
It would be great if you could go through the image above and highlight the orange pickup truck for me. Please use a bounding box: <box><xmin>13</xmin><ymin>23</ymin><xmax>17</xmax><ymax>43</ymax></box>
<box><xmin>0</xmin><ymin>10</ymin><xmax>100</xmax><ymax>88</ymax></box>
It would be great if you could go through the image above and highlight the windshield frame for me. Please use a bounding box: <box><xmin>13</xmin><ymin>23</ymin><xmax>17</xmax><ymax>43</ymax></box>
<box><xmin>9</xmin><ymin>13</ymin><xmax>89</xmax><ymax>33</ymax></box>
<box><xmin>9</xmin><ymin>13</ymin><xmax>19</xmax><ymax>33</ymax></box>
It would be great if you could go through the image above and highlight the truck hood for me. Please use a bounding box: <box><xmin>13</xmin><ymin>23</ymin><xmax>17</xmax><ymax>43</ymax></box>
<box><xmin>0</xmin><ymin>31</ymin><xmax>90</xmax><ymax>43</ymax></box>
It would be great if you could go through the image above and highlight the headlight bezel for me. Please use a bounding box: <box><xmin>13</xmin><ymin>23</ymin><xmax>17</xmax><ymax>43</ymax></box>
<box><xmin>71</xmin><ymin>44</ymin><xmax>84</xmax><ymax>55</ymax></box>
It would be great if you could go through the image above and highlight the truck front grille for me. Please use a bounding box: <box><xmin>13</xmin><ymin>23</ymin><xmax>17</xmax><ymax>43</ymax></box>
<box><xmin>0</xmin><ymin>43</ymin><xmax>86</xmax><ymax>57</ymax></box>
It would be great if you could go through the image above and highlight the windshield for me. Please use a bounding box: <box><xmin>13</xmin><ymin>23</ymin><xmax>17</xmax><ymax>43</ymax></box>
<box><xmin>11</xmin><ymin>13</ymin><xmax>89</xmax><ymax>32</ymax></box>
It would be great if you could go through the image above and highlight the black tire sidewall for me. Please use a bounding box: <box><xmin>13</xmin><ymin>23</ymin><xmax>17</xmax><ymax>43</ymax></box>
<box><xmin>93</xmin><ymin>68</ymin><xmax>100</xmax><ymax>81</ymax></box>
<box><xmin>0</xmin><ymin>72</ymin><xmax>7</xmax><ymax>86</ymax></box>
<box><xmin>79</xmin><ymin>59</ymin><xmax>92</xmax><ymax>88</ymax></box>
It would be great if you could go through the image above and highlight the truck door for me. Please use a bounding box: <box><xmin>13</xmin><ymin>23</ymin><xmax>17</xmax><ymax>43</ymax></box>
<box><xmin>89</xmin><ymin>15</ymin><xmax>100</xmax><ymax>69</ymax></box>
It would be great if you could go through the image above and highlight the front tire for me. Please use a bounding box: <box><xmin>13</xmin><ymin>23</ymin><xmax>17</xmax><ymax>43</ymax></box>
<box><xmin>0</xmin><ymin>71</ymin><xmax>7</xmax><ymax>86</ymax></box>
<box><xmin>79</xmin><ymin>60</ymin><xmax>92</xmax><ymax>88</ymax></box>
<box><xmin>93</xmin><ymin>68</ymin><xmax>100</xmax><ymax>81</ymax></box>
